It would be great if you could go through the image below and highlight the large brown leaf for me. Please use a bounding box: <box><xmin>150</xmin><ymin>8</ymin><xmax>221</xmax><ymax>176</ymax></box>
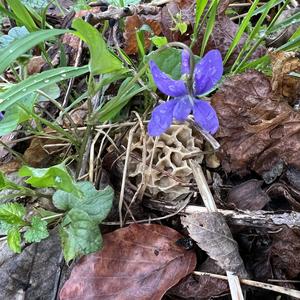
<box><xmin>181</xmin><ymin>212</ymin><xmax>248</xmax><ymax>277</ymax></box>
<box><xmin>60</xmin><ymin>224</ymin><xmax>196</xmax><ymax>300</ymax></box>
<box><xmin>211</xmin><ymin>70</ymin><xmax>300</xmax><ymax>176</ymax></box>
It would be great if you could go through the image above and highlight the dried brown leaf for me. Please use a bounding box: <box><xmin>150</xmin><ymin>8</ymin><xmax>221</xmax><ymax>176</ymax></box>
<box><xmin>60</xmin><ymin>224</ymin><xmax>196</xmax><ymax>300</ymax></box>
<box><xmin>211</xmin><ymin>70</ymin><xmax>300</xmax><ymax>176</ymax></box>
<box><xmin>168</xmin><ymin>258</ymin><xmax>229</xmax><ymax>299</ymax></box>
<box><xmin>227</xmin><ymin>179</ymin><xmax>270</xmax><ymax>211</ymax></box>
<box><xmin>270</xmin><ymin>51</ymin><xmax>300</xmax><ymax>103</ymax></box>
<box><xmin>271</xmin><ymin>227</ymin><xmax>300</xmax><ymax>279</ymax></box>
<box><xmin>181</xmin><ymin>212</ymin><xmax>248</xmax><ymax>277</ymax></box>
<box><xmin>124</xmin><ymin>15</ymin><xmax>161</xmax><ymax>55</ymax></box>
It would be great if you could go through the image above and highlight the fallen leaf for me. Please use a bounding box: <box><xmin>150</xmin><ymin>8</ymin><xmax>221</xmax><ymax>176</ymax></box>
<box><xmin>271</xmin><ymin>227</ymin><xmax>300</xmax><ymax>279</ymax></box>
<box><xmin>124</xmin><ymin>15</ymin><xmax>161</xmax><ymax>55</ymax></box>
<box><xmin>160</xmin><ymin>0</ymin><xmax>265</xmax><ymax>66</ymax></box>
<box><xmin>227</xmin><ymin>179</ymin><xmax>270</xmax><ymax>210</ymax></box>
<box><xmin>0</xmin><ymin>231</ymin><xmax>65</xmax><ymax>299</ymax></box>
<box><xmin>270</xmin><ymin>51</ymin><xmax>300</xmax><ymax>104</ymax></box>
<box><xmin>60</xmin><ymin>224</ymin><xmax>196</xmax><ymax>300</ymax></box>
<box><xmin>267</xmin><ymin>182</ymin><xmax>300</xmax><ymax>211</ymax></box>
<box><xmin>168</xmin><ymin>258</ymin><xmax>229</xmax><ymax>299</ymax></box>
<box><xmin>27</xmin><ymin>56</ymin><xmax>46</xmax><ymax>75</ymax></box>
<box><xmin>211</xmin><ymin>70</ymin><xmax>300</xmax><ymax>176</ymax></box>
<box><xmin>181</xmin><ymin>212</ymin><xmax>248</xmax><ymax>277</ymax></box>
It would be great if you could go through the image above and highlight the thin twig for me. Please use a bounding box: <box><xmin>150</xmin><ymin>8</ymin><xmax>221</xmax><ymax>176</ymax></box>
<box><xmin>193</xmin><ymin>272</ymin><xmax>300</xmax><ymax>299</ymax></box>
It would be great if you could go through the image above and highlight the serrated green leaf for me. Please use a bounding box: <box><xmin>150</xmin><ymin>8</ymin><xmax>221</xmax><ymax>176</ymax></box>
<box><xmin>60</xmin><ymin>208</ymin><xmax>102</xmax><ymax>262</ymax></box>
<box><xmin>53</xmin><ymin>181</ymin><xmax>113</xmax><ymax>223</ymax></box>
<box><xmin>7</xmin><ymin>226</ymin><xmax>21</xmax><ymax>253</ymax></box>
<box><xmin>0</xmin><ymin>29</ymin><xmax>68</xmax><ymax>74</ymax></box>
<box><xmin>0</xmin><ymin>221</ymin><xmax>12</xmax><ymax>235</ymax></box>
<box><xmin>72</xmin><ymin>18</ymin><xmax>123</xmax><ymax>75</ymax></box>
<box><xmin>24</xmin><ymin>216</ymin><xmax>49</xmax><ymax>242</ymax></box>
<box><xmin>0</xmin><ymin>65</ymin><xmax>89</xmax><ymax>111</ymax></box>
<box><xmin>19</xmin><ymin>163</ymin><xmax>81</xmax><ymax>196</ymax></box>
<box><xmin>0</xmin><ymin>203</ymin><xmax>26</xmax><ymax>225</ymax></box>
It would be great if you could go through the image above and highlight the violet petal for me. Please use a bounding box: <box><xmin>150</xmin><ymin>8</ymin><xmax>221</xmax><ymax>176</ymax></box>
<box><xmin>148</xmin><ymin>100</ymin><xmax>176</xmax><ymax>136</ymax></box>
<box><xmin>173</xmin><ymin>96</ymin><xmax>193</xmax><ymax>121</ymax></box>
<box><xmin>194</xmin><ymin>50</ymin><xmax>223</xmax><ymax>96</ymax></box>
<box><xmin>181</xmin><ymin>50</ymin><xmax>190</xmax><ymax>75</ymax></box>
<box><xmin>193</xmin><ymin>99</ymin><xmax>219</xmax><ymax>134</ymax></box>
<box><xmin>149</xmin><ymin>61</ymin><xmax>187</xmax><ymax>97</ymax></box>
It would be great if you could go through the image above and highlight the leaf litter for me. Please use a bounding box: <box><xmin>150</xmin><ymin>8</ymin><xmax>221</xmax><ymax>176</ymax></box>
<box><xmin>0</xmin><ymin>0</ymin><xmax>299</xmax><ymax>300</ymax></box>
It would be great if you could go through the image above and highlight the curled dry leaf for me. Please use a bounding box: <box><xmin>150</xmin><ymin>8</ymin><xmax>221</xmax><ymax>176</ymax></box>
<box><xmin>211</xmin><ymin>70</ymin><xmax>300</xmax><ymax>176</ymax></box>
<box><xmin>124</xmin><ymin>15</ymin><xmax>161</xmax><ymax>55</ymax></box>
<box><xmin>270</xmin><ymin>51</ymin><xmax>300</xmax><ymax>103</ymax></box>
<box><xmin>227</xmin><ymin>179</ymin><xmax>270</xmax><ymax>211</ymax></box>
<box><xmin>181</xmin><ymin>212</ymin><xmax>248</xmax><ymax>277</ymax></box>
<box><xmin>271</xmin><ymin>227</ymin><xmax>300</xmax><ymax>279</ymax></box>
<box><xmin>168</xmin><ymin>258</ymin><xmax>229</xmax><ymax>299</ymax></box>
<box><xmin>60</xmin><ymin>224</ymin><xmax>196</xmax><ymax>300</ymax></box>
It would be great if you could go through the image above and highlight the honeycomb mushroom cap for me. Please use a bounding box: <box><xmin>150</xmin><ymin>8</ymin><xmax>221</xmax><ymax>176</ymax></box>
<box><xmin>128</xmin><ymin>123</ymin><xmax>204</xmax><ymax>200</ymax></box>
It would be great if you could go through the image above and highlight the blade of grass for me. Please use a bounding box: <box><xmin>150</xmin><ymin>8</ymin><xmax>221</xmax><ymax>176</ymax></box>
<box><xmin>200</xmin><ymin>0</ymin><xmax>218</xmax><ymax>57</ymax></box>
<box><xmin>0</xmin><ymin>66</ymin><xmax>89</xmax><ymax>111</ymax></box>
<box><xmin>7</xmin><ymin>0</ymin><xmax>38</xmax><ymax>31</ymax></box>
<box><xmin>0</xmin><ymin>29</ymin><xmax>68</xmax><ymax>74</ymax></box>
<box><xmin>267</xmin><ymin>10</ymin><xmax>300</xmax><ymax>34</ymax></box>
<box><xmin>193</xmin><ymin>0</ymin><xmax>208</xmax><ymax>39</ymax></box>
<box><xmin>224</xmin><ymin>0</ymin><xmax>260</xmax><ymax>64</ymax></box>
<box><xmin>232</xmin><ymin>0</ymin><xmax>290</xmax><ymax>73</ymax></box>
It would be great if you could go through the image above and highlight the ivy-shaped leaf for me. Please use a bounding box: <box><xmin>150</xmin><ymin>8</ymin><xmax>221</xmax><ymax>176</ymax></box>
<box><xmin>53</xmin><ymin>181</ymin><xmax>113</xmax><ymax>223</ymax></box>
<box><xmin>60</xmin><ymin>208</ymin><xmax>102</xmax><ymax>262</ymax></box>
<box><xmin>24</xmin><ymin>216</ymin><xmax>49</xmax><ymax>243</ymax></box>
<box><xmin>19</xmin><ymin>164</ymin><xmax>81</xmax><ymax>196</ymax></box>
<box><xmin>53</xmin><ymin>181</ymin><xmax>113</xmax><ymax>262</ymax></box>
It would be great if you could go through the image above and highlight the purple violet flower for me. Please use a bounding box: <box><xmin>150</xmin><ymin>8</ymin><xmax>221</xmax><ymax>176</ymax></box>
<box><xmin>148</xmin><ymin>49</ymin><xmax>223</xmax><ymax>136</ymax></box>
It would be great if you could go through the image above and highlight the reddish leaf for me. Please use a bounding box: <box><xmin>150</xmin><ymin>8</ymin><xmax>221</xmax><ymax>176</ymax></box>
<box><xmin>211</xmin><ymin>70</ymin><xmax>300</xmax><ymax>176</ymax></box>
<box><xmin>271</xmin><ymin>227</ymin><xmax>300</xmax><ymax>279</ymax></box>
<box><xmin>60</xmin><ymin>224</ymin><xmax>196</xmax><ymax>300</ymax></box>
<box><xmin>270</xmin><ymin>51</ymin><xmax>300</xmax><ymax>104</ymax></box>
<box><xmin>124</xmin><ymin>15</ymin><xmax>161</xmax><ymax>55</ymax></box>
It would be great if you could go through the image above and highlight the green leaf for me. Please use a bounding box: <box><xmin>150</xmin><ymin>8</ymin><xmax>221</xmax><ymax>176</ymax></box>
<box><xmin>24</xmin><ymin>216</ymin><xmax>49</xmax><ymax>242</ymax></box>
<box><xmin>60</xmin><ymin>208</ymin><xmax>102</xmax><ymax>262</ymax></box>
<box><xmin>224</xmin><ymin>0</ymin><xmax>260</xmax><ymax>64</ymax></box>
<box><xmin>97</xmin><ymin>81</ymin><xmax>146</xmax><ymax>122</ymax></box>
<box><xmin>72</xmin><ymin>18</ymin><xmax>123</xmax><ymax>75</ymax></box>
<box><xmin>0</xmin><ymin>203</ymin><xmax>26</xmax><ymax>225</ymax></box>
<box><xmin>200</xmin><ymin>0</ymin><xmax>218</xmax><ymax>57</ymax></box>
<box><xmin>0</xmin><ymin>26</ymin><xmax>29</xmax><ymax>49</ymax></box>
<box><xmin>0</xmin><ymin>29</ymin><xmax>68</xmax><ymax>74</ymax></box>
<box><xmin>0</xmin><ymin>65</ymin><xmax>89</xmax><ymax>111</ymax></box>
<box><xmin>19</xmin><ymin>164</ymin><xmax>81</xmax><ymax>196</ymax></box>
<box><xmin>150</xmin><ymin>36</ymin><xmax>168</xmax><ymax>48</ymax></box>
<box><xmin>0</xmin><ymin>93</ymin><xmax>36</xmax><ymax>136</ymax></box>
<box><xmin>194</xmin><ymin>0</ymin><xmax>208</xmax><ymax>32</ymax></box>
<box><xmin>7</xmin><ymin>0</ymin><xmax>38</xmax><ymax>31</ymax></box>
<box><xmin>53</xmin><ymin>181</ymin><xmax>113</xmax><ymax>223</ymax></box>
<box><xmin>148</xmin><ymin>48</ymin><xmax>200</xmax><ymax>80</ymax></box>
<box><xmin>7</xmin><ymin>226</ymin><xmax>21</xmax><ymax>253</ymax></box>
<box><xmin>21</xmin><ymin>0</ymin><xmax>48</xmax><ymax>10</ymax></box>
